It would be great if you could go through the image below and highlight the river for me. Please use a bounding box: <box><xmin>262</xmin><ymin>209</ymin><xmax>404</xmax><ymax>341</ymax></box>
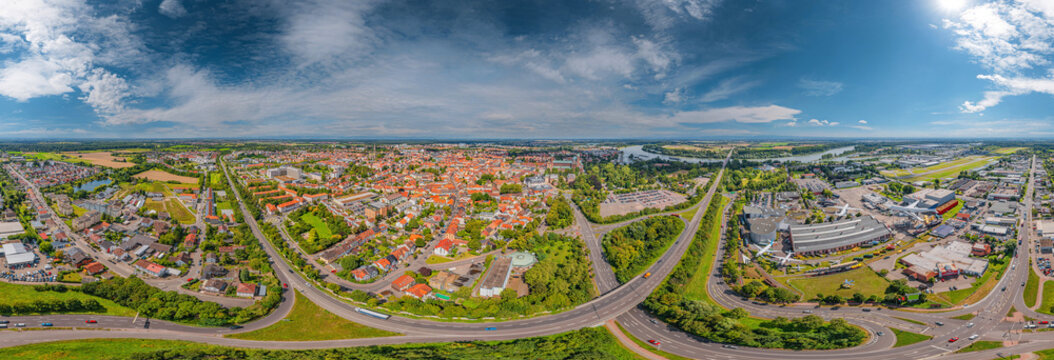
<box><xmin>620</xmin><ymin>145</ymin><xmax>857</xmax><ymax>164</ymax></box>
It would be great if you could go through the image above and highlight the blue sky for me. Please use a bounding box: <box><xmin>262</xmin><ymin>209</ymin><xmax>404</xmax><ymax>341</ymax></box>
<box><xmin>1</xmin><ymin>0</ymin><xmax>1053</xmax><ymax>139</ymax></box>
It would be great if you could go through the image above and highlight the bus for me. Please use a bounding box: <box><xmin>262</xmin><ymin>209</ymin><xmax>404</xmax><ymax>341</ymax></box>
<box><xmin>355</xmin><ymin>307</ymin><xmax>391</xmax><ymax>320</ymax></box>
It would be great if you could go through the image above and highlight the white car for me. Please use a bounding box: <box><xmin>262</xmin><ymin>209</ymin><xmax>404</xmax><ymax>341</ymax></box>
<box><xmin>968</xmin><ymin>334</ymin><xmax>978</xmax><ymax>340</ymax></box>
<box><xmin>967</xmin><ymin>322</ymin><xmax>974</xmax><ymax>328</ymax></box>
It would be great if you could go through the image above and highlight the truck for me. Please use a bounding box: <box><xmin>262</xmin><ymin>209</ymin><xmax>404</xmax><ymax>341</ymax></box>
<box><xmin>355</xmin><ymin>307</ymin><xmax>391</xmax><ymax>320</ymax></box>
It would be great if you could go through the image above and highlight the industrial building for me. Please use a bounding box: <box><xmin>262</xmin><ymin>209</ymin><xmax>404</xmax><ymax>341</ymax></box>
<box><xmin>906</xmin><ymin>188</ymin><xmax>956</xmax><ymax>210</ymax></box>
<box><xmin>899</xmin><ymin>241</ymin><xmax>988</xmax><ymax>282</ymax></box>
<box><xmin>0</xmin><ymin>221</ymin><xmax>25</xmax><ymax>239</ymax></box>
<box><xmin>788</xmin><ymin>216</ymin><xmax>892</xmax><ymax>256</ymax></box>
<box><xmin>1</xmin><ymin>241</ymin><xmax>36</xmax><ymax>268</ymax></box>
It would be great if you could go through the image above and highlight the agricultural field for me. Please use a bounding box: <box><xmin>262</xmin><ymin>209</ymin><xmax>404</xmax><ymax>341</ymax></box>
<box><xmin>23</xmin><ymin>152</ymin><xmax>92</xmax><ymax>165</ymax></box>
<box><xmin>63</xmin><ymin>151</ymin><xmax>135</xmax><ymax>168</ymax></box>
<box><xmin>785</xmin><ymin>267</ymin><xmax>890</xmax><ymax>300</ymax></box>
<box><xmin>133</xmin><ymin>169</ymin><xmax>199</xmax><ymax>184</ymax></box>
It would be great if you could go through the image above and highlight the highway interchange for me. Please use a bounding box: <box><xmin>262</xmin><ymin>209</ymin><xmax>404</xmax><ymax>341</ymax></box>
<box><xmin>3</xmin><ymin>152</ymin><xmax>1054</xmax><ymax>360</ymax></box>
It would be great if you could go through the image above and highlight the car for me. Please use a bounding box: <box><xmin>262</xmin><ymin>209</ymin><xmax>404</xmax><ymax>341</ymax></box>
<box><xmin>648</xmin><ymin>340</ymin><xmax>660</xmax><ymax>345</ymax></box>
<box><xmin>229</xmin><ymin>325</ymin><xmax>243</xmax><ymax>330</ymax></box>
<box><xmin>186</xmin><ymin>278</ymin><xmax>194</xmax><ymax>282</ymax></box>
<box><xmin>14</xmin><ymin>323</ymin><xmax>24</xmax><ymax>327</ymax></box>
<box><xmin>1041</xmin><ymin>321</ymin><xmax>1050</xmax><ymax>325</ymax></box>
<box><xmin>649</xmin><ymin>319</ymin><xmax>658</xmax><ymax>324</ymax></box>
<box><xmin>41</xmin><ymin>323</ymin><xmax>52</xmax><ymax>327</ymax></box>
<box><xmin>949</xmin><ymin>337</ymin><xmax>959</xmax><ymax>343</ymax></box>
<box><xmin>968</xmin><ymin>334</ymin><xmax>979</xmax><ymax>340</ymax></box>
<box><xmin>1023</xmin><ymin>282</ymin><xmax>1027</xmax><ymax>286</ymax></box>
<box><xmin>802</xmin><ymin>310</ymin><xmax>812</xmax><ymax>314</ymax></box>
<box><xmin>85</xmin><ymin>320</ymin><xmax>97</xmax><ymax>324</ymax></box>
<box><xmin>282</xmin><ymin>283</ymin><xmax>288</xmax><ymax>288</ymax></box>
<box><xmin>862</xmin><ymin>308</ymin><xmax>871</xmax><ymax>312</ymax></box>
<box><xmin>722</xmin><ymin>344</ymin><xmax>738</xmax><ymax>349</ymax></box>
<box><xmin>967</xmin><ymin>322</ymin><xmax>974</xmax><ymax>328</ymax></box>
<box><xmin>484</xmin><ymin>327</ymin><xmax>497</xmax><ymax>331</ymax></box>
<box><xmin>1002</xmin><ymin>286</ymin><xmax>1007</xmax><ymax>291</ymax></box>
<box><xmin>0</xmin><ymin>320</ymin><xmax>8</xmax><ymax>324</ymax></box>
<box><xmin>877</xmin><ymin>331</ymin><xmax>884</xmax><ymax>336</ymax></box>
<box><xmin>643</xmin><ymin>272</ymin><xmax>652</xmax><ymax>278</ymax></box>
<box><xmin>935</xmin><ymin>321</ymin><xmax>944</xmax><ymax>326</ymax></box>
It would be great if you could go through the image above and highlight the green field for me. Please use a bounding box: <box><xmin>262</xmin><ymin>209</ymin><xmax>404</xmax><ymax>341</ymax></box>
<box><xmin>684</xmin><ymin>196</ymin><xmax>727</xmax><ymax>303</ymax></box>
<box><xmin>135</xmin><ymin>182</ymin><xmax>173</xmax><ymax>196</ymax></box>
<box><xmin>165</xmin><ymin>199</ymin><xmax>195</xmax><ymax>224</ymax></box>
<box><xmin>677</xmin><ymin>205</ymin><xmax>700</xmax><ymax>221</ymax></box>
<box><xmin>209</xmin><ymin>172</ymin><xmax>224</xmax><ymax>187</ymax></box>
<box><xmin>954</xmin><ymin>340</ymin><xmax>1003</xmax><ymax>353</ymax></box>
<box><xmin>892</xmin><ymin>328</ymin><xmax>932</xmax><ymax>347</ymax></box>
<box><xmin>216</xmin><ymin>201</ymin><xmax>233</xmax><ymax>211</ymax></box>
<box><xmin>227</xmin><ymin>291</ymin><xmax>398</xmax><ymax>341</ymax></box>
<box><xmin>993</xmin><ymin>147</ymin><xmax>1026</xmax><ymax>154</ymax></box>
<box><xmin>786</xmin><ymin>267</ymin><xmax>890</xmax><ymax>301</ymax></box>
<box><xmin>903</xmin><ymin>157</ymin><xmax>997</xmax><ymax>182</ymax></box>
<box><xmin>1026</xmin><ymin>266</ymin><xmax>1040</xmax><ymax>308</ymax></box>
<box><xmin>301</xmin><ymin>213</ymin><xmax>333</xmax><ymax>239</ymax></box>
<box><xmin>25</xmin><ymin>152</ymin><xmax>92</xmax><ymax>165</ymax></box>
<box><xmin>0</xmin><ymin>282</ymin><xmax>136</xmax><ymax>317</ymax></box>
<box><xmin>1039</xmin><ymin>280</ymin><xmax>1054</xmax><ymax>315</ymax></box>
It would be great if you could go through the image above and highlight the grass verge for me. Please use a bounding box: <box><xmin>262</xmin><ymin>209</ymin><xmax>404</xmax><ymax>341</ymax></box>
<box><xmin>614</xmin><ymin>321</ymin><xmax>692</xmax><ymax>360</ymax></box>
<box><xmin>0</xmin><ymin>282</ymin><xmax>136</xmax><ymax>317</ymax></box>
<box><xmin>892</xmin><ymin>328</ymin><xmax>932</xmax><ymax>347</ymax></box>
<box><xmin>954</xmin><ymin>340</ymin><xmax>1003</xmax><ymax>353</ymax></box>
<box><xmin>952</xmin><ymin>313</ymin><xmax>976</xmax><ymax>321</ymax></box>
<box><xmin>1026</xmin><ymin>266</ymin><xmax>1040</xmax><ymax>308</ymax></box>
<box><xmin>1039</xmin><ymin>280</ymin><xmax>1054</xmax><ymax>316</ymax></box>
<box><xmin>893</xmin><ymin>316</ymin><xmax>926</xmax><ymax>326</ymax></box>
<box><xmin>226</xmin><ymin>290</ymin><xmax>398</xmax><ymax>341</ymax></box>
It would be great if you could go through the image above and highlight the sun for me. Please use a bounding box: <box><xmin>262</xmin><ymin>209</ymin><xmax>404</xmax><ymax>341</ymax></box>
<box><xmin>937</xmin><ymin>0</ymin><xmax>967</xmax><ymax>11</ymax></box>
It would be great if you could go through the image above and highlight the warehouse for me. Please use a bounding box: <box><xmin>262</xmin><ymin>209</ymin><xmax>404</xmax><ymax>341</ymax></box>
<box><xmin>899</xmin><ymin>241</ymin><xmax>988</xmax><ymax>280</ymax></box>
<box><xmin>789</xmin><ymin>216</ymin><xmax>892</xmax><ymax>256</ymax></box>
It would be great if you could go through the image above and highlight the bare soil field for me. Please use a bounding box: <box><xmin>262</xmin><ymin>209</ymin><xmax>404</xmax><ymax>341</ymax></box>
<box><xmin>64</xmin><ymin>152</ymin><xmax>135</xmax><ymax>168</ymax></box>
<box><xmin>133</xmin><ymin>169</ymin><xmax>199</xmax><ymax>184</ymax></box>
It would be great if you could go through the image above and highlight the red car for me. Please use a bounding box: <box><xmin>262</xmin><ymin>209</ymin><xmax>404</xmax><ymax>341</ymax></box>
<box><xmin>282</xmin><ymin>283</ymin><xmax>288</xmax><ymax>288</ymax></box>
<box><xmin>948</xmin><ymin>337</ymin><xmax>959</xmax><ymax>343</ymax></box>
<box><xmin>1041</xmin><ymin>321</ymin><xmax>1050</xmax><ymax>325</ymax></box>
<box><xmin>647</xmin><ymin>340</ymin><xmax>660</xmax><ymax>346</ymax></box>
<box><xmin>187</xmin><ymin>278</ymin><xmax>194</xmax><ymax>282</ymax></box>
<box><xmin>85</xmin><ymin>320</ymin><xmax>97</xmax><ymax>324</ymax></box>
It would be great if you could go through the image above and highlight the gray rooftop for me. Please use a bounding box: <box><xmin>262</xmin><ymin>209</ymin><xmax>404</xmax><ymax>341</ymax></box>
<box><xmin>789</xmin><ymin>216</ymin><xmax>891</xmax><ymax>253</ymax></box>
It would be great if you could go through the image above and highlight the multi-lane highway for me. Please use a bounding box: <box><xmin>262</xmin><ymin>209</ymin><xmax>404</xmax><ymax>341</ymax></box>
<box><xmin>4</xmin><ymin>152</ymin><xmax>1054</xmax><ymax>360</ymax></box>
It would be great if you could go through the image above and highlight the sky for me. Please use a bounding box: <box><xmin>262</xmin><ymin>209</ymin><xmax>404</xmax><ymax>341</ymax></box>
<box><xmin>1</xmin><ymin>0</ymin><xmax>1053</xmax><ymax>139</ymax></box>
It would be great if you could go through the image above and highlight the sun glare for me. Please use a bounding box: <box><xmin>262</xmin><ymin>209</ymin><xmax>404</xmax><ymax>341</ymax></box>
<box><xmin>937</xmin><ymin>0</ymin><xmax>967</xmax><ymax>11</ymax></box>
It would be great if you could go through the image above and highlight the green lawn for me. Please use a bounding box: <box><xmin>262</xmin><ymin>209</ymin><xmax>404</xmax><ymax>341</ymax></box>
<box><xmin>226</xmin><ymin>290</ymin><xmax>398</xmax><ymax>341</ymax></box>
<box><xmin>216</xmin><ymin>201</ymin><xmax>233</xmax><ymax>211</ymax></box>
<box><xmin>935</xmin><ymin>258</ymin><xmax>1009</xmax><ymax>306</ymax></box>
<box><xmin>1039</xmin><ymin>280</ymin><xmax>1054</xmax><ymax>316</ymax></box>
<box><xmin>904</xmin><ymin>157</ymin><xmax>996</xmax><ymax>182</ymax></box>
<box><xmin>1027</xmin><ymin>266</ymin><xmax>1040</xmax><ymax>308</ymax></box>
<box><xmin>684</xmin><ymin>196</ymin><xmax>727</xmax><ymax>303</ymax></box>
<box><xmin>892</xmin><ymin>328</ymin><xmax>932</xmax><ymax>347</ymax></box>
<box><xmin>952</xmin><ymin>313</ymin><xmax>975</xmax><ymax>321</ymax></box>
<box><xmin>1037</xmin><ymin>348</ymin><xmax>1054</xmax><ymax>359</ymax></box>
<box><xmin>677</xmin><ymin>206</ymin><xmax>700</xmax><ymax>221</ymax></box>
<box><xmin>786</xmin><ymin>267</ymin><xmax>890</xmax><ymax>301</ymax></box>
<box><xmin>0</xmin><ymin>282</ymin><xmax>136</xmax><ymax>317</ymax></box>
<box><xmin>425</xmin><ymin>252</ymin><xmax>475</xmax><ymax>264</ymax></box>
<box><xmin>301</xmin><ymin>213</ymin><xmax>333</xmax><ymax>239</ymax></box>
<box><xmin>0</xmin><ymin>339</ymin><xmax>218</xmax><ymax>360</ymax></box>
<box><xmin>954</xmin><ymin>340</ymin><xmax>1003</xmax><ymax>353</ymax></box>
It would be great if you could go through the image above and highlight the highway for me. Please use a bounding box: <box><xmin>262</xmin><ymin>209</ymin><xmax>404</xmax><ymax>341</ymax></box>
<box><xmin>4</xmin><ymin>152</ymin><xmax>1054</xmax><ymax>360</ymax></box>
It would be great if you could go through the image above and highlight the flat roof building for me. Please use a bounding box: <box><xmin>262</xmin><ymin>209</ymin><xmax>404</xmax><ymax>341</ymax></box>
<box><xmin>789</xmin><ymin>216</ymin><xmax>891</xmax><ymax>256</ymax></box>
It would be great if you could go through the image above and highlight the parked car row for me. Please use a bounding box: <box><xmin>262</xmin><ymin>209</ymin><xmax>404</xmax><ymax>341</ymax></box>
<box><xmin>1038</xmin><ymin>257</ymin><xmax>1051</xmax><ymax>276</ymax></box>
<box><xmin>1</xmin><ymin>269</ymin><xmax>56</xmax><ymax>282</ymax></box>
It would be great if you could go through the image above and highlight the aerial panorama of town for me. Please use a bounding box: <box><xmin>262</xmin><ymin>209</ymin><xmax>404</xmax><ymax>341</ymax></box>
<box><xmin>3</xmin><ymin>0</ymin><xmax>1054</xmax><ymax>359</ymax></box>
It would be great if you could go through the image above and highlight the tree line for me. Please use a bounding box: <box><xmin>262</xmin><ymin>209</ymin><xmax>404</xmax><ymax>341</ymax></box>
<box><xmin>602</xmin><ymin>216</ymin><xmax>684</xmax><ymax>283</ymax></box>
<box><xmin>80</xmin><ymin>276</ymin><xmax>281</xmax><ymax>326</ymax></box>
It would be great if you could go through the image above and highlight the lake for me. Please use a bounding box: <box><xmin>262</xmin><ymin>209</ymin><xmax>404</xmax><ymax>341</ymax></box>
<box><xmin>74</xmin><ymin>179</ymin><xmax>112</xmax><ymax>192</ymax></box>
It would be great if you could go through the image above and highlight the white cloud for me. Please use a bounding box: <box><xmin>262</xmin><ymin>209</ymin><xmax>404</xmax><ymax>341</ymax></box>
<box><xmin>0</xmin><ymin>0</ymin><xmax>140</xmax><ymax>116</ymax></box>
<box><xmin>858</xmin><ymin>120</ymin><xmax>868</xmax><ymax>124</ymax></box>
<box><xmin>798</xmin><ymin>79</ymin><xmax>843</xmax><ymax>96</ymax></box>
<box><xmin>850</xmin><ymin>125</ymin><xmax>873</xmax><ymax>131</ymax></box>
<box><xmin>807</xmin><ymin>118</ymin><xmax>839</xmax><ymax>126</ymax></box>
<box><xmin>663</xmin><ymin>87</ymin><xmax>685</xmax><ymax>104</ymax></box>
<box><xmin>668</xmin><ymin>105</ymin><xmax>801</xmax><ymax>124</ymax></box>
<box><xmin>281</xmin><ymin>0</ymin><xmax>377</xmax><ymax>67</ymax></box>
<box><xmin>944</xmin><ymin>1</ymin><xmax>1054</xmax><ymax>112</ymax></box>
<box><xmin>699</xmin><ymin>76</ymin><xmax>761</xmax><ymax>102</ymax></box>
<box><xmin>159</xmin><ymin>0</ymin><xmax>187</xmax><ymax>18</ymax></box>
<box><xmin>633</xmin><ymin>0</ymin><xmax>723</xmax><ymax>31</ymax></box>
